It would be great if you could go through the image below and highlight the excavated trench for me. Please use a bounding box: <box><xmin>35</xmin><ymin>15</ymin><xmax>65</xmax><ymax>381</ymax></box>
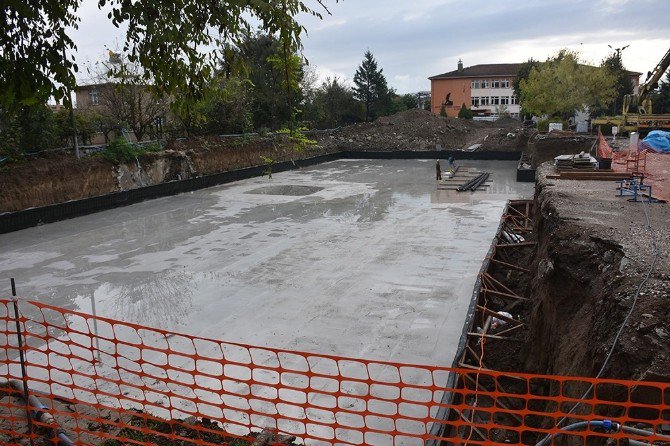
<box><xmin>458</xmin><ymin>166</ymin><xmax>670</xmax><ymax>445</ymax></box>
<box><xmin>505</xmin><ymin>172</ymin><xmax>670</xmax><ymax>382</ymax></box>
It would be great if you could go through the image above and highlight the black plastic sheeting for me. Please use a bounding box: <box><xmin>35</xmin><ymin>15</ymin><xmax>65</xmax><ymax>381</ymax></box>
<box><xmin>0</xmin><ymin>150</ymin><xmax>524</xmax><ymax>234</ymax></box>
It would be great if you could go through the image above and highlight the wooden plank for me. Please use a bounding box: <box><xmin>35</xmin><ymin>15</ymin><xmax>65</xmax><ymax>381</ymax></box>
<box><xmin>482</xmin><ymin>287</ymin><xmax>529</xmax><ymax>301</ymax></box>
<box><xmin>488</xmin><ymin>257</ymin><xmax>530</xmax><ymax>273</ymax></box>
<box><xmin>482</xmin><ymin>273</ymin><xmax>525</xmax><ymax>300</ymax></box>
<box><xmin>467</xmin><ymin>332</ymin><xmax>519</xmax><ymax>341</ymax></box>
<box><xmin>495</xmin><ymin>241</ymin><xmax>537</xmax><ymax>248</ymax></box>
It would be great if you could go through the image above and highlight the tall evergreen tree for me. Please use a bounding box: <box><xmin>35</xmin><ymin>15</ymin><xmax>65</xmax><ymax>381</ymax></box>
<box><xmin>353</xmin><ymin>50</ymin><xmax>389</xmax><ymax>122</ymax></box>
<box><xmin>599</xmin><ymin>50</ymin><xmax>634</xmax><ymax>116</ymax></box>
<box><xmin>652</xmin><ymin>70</ymin><xmax>670</xmax><ymax>114</ymax></box>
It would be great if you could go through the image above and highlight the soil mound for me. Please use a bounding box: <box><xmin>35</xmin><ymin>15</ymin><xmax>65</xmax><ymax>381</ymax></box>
<box><xmin>315</xmin><ymin>109</ymin><xmax>526</xmax><ymax>152</ymax></box>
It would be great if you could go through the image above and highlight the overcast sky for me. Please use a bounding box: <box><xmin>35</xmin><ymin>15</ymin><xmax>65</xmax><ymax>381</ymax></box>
<box><xmin>72</xmin><ymin>0</ymin><xmax>670</xmax><ymax>94</ymax></box>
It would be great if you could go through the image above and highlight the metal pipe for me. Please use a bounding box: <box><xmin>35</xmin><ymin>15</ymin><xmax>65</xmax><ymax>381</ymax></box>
<box><xmin>467</xmin><ymin>172</ymin><xmax>490</xmax><ymax>191</ymax></box>
<box><xmin>8</xmin><ymin>380</ymin><xmax>75</xmax><ymax>446</ymax></box>
<box><xmin>535</xmin><ymin>420</ymin><xmax>670</xmax><ymax>446</ymax></box>
<box><xmin>457</xmin><ymin>172</ymin><xmax>488</xmax><ymax>191</ymax></box>
<box><xmin>10</xmin><ymin>279</ymin><xmax>34</xmax><ymax>446</ymax></box>
<box><xmin>534</xmin><ymin>420</ymin><xmax>616</xmax><ymax>446</ymax></box>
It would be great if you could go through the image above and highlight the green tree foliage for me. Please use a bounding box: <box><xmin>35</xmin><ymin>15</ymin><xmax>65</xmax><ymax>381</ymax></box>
<box><xmin>226</xmin><ymin>33</ymin><xmax>304</xmax><ymax>130</ymax></box>
<box><xmin>303</xmin><ymin>77</ymin><xmax>362</xmax><ymax>128</ymax></box>
<box><xmin>172</xmin><ymin>76</ymin><xmax>253</xmax><ymax>136</ymax></box>
<box><xmin>1</xmin><ymin>0</ymin><xmax>333</xmax><ymax>110</ymax></box>
<box><xmin>1</xmin><ymin>1</ymin><xmax>79</xmax><ymax>109</ymax></box>
<box><xmin>651</xmin><ymin>70</ymin><xmax>670</xmax><ymax>114</ymax></box>
<box><xmin>519</xmin><ymin>50</ymin><xmax>616</xmax><ymax>119</ymax></box>
<box><xmin>439</xmin><ymin>103</ymin><xmax>447</xmax><ymax>117</ymax></box>
<box><xmin>0</xmin><ymin>105</ymin><xmax>59</xmax><ymax>158</ymax></box>
<box><xmin>383</xmin><ymin>90</ymin><xmax>412</xmax><ymax>115</ymax></box>
<box><xmin>513</xmin><ymin>59</ymin><xmax>540</xmax><ymax>99</ymax></box>
<box><xmin>353</xmin><ymin>50</ymin><xmax>389</xmax><ymax>121</ymax></box>
<box><xmin>598</xmin><ymin>50</ymin><xmax>634</xmax><ymax>115</ymax></box>
<box><xmin>458</xmin><ymin>104</ymin><xmax>473</xmax><ymax>119</ymax></box>
<box><xmin>513</xmin><ymin>58</ymin><xmax>540</xmax><ymax>119</ymax></box>
<box><xmin>399</xmin><ymin>93</ymin><xmax>418</xmax><ymax>110</ymax></box>
<box><xmin>54</xmin><ymin>109</ymin><xmax>101</xmax><ymax>146</ymax></box>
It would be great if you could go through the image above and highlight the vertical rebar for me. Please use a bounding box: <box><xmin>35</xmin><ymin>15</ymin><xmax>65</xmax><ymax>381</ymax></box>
<box><xmin>90</xmin><ymin>295</ymin><xmax>101</xmax><ymax>363</ymax></box>
<box><xmin>10</xmin><ymin>278</ymin><xmax>35</xmax><ymax>445</ymax></box>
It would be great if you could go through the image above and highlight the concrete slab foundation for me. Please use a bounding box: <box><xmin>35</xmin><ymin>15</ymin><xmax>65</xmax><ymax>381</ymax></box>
<box><xmin>0</xmin><ymin>159</ymin><xmax>533</xmax><ymax>366</ymax></box>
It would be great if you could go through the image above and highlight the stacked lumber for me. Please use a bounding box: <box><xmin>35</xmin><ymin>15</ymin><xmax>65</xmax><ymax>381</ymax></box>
<box><xmin>546</xmin><ymin>170</ymin><xmax>630</xmax><ymax>181</ymax></box>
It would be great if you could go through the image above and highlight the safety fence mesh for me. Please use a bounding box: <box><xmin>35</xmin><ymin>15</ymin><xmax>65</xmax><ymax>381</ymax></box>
<box><xmin>1</xmin><ymin>299</ymin><xmax>669</xmax><ymax>445</ymax></box>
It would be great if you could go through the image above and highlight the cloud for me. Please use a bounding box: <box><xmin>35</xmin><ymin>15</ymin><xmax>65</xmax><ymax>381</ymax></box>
<box><xmin>69</xmin><ymin>0</ymin><xmax>670</xmax><ymax>93</ymax></box>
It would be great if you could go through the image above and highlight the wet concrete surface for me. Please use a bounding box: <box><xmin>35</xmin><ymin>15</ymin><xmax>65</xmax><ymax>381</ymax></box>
<box><xmin>0</xmin><ymin>159</ymin><xmax>534</xmax><ymax>366</ymax></box>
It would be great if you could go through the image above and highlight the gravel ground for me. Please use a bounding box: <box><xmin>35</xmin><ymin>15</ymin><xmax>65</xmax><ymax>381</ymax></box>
<box><xmin>535</xmin><ymin>163</ymin><xmax>670</xmax><ymax>380</ymax></box>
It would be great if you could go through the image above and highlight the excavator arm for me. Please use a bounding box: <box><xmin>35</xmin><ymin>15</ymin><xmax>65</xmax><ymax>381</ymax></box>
<box><xmin>623</xmin><ymin>47</ymin><xmax>670</xmax><ymax>115</ymax></box>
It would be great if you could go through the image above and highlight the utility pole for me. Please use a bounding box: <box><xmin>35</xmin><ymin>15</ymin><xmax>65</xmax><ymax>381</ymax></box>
<box><xmin>63</xmin><ymin>47</ymin><xmax>80</xmax><ymax>159</ymax></box>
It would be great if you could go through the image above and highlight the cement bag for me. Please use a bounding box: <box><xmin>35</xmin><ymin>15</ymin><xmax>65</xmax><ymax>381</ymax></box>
<box><xmin>642</xmin><ymin>130</ymin><xmax>670</xmax><ymax>153</ymax></box>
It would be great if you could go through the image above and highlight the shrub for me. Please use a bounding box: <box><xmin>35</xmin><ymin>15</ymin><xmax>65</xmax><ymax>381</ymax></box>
<box><xmin>458</xmin><ymin>104</ymin><xmax>474</xmax><ymax>120</ymax></box>
<box><xmin>99</xmin><ymin>139</ymin><xmax>162</xmax><ymax>163</ymax></box>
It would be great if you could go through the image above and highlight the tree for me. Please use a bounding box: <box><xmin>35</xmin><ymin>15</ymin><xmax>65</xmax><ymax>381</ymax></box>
<box><xmin>54</xmin><ymin>109</ymin><xmax>101</xmax><ymax>146</ymax></box>
<box><xmin>513</xmin><ymin>59</ymin><xmax>540</xmax><ymax>99</ymax></box>
<box><xmin>458</xmin><ymin>104</ymin><xmax>473</xmax><ymax>119</ymax></box>
<box><xmin>513</xmin><ymin>58</ymin><xmax>540</xmax><ymax>118</ymax></box>
<box><xmin>400</xmin><ymin>93</ymin><xmax>418</xmax><ymax>110</ymax></box>
<box><xmin>194</xmin><ymin>77</ymin><xmax>253</xmax><ymax>135</ymax></box>
<box><xmin>519</xmin><ymin>50</ymin><xmax>616</xmax><ymax>119</ymax></box>
<box><xmin>0</xmin><ymin>104</ymin><xmax>59</xmax><ymax>158</ymax></box>
<box><xmin>87</xmin><ymin>56</ymin><xmax>169</xmax><ymax>141</ymax></box>
<box><xmin>304</xmin><ymin>77</ymin><xmax>362</xmax><ymax>128</ymax></box>
<box><xmin>1</xmin><ymin>0</ymin><xmax>333</xmax><ymax>111</ymax></box>
<box><xmin>651</xmin><ymin>70</ymin><xmax>670</xmax><ymax>114</ymax></box>
<box><xmin>353</xmin><ymin>50</ymin><xmax>389</xmax><ymax>121</ymax></box>
<box><xmin>222</xmin><ymin>33</ymin><xmax>304</xmax><ymax>130</ymax></box>
<box><xmin>598</xmin><ymin>50</ymin><xmax>634</xmax><ymax>116</ymax></box>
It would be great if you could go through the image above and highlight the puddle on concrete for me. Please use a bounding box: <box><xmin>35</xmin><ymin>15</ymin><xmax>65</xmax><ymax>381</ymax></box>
<box><xmin>0</xmin><ymin>159</ymin><xmax>534</xmax><ymax>368</ymax></box>
<box><xmin>245</xmin><ymin>185</ymin><xmax>323</xmax><ymax>196</ymax></box>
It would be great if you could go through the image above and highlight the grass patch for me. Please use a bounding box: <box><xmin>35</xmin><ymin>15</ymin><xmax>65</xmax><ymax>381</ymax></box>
<box><xmin>98</xmin><ymin>139</ymin><xmax>162</xmax><ymax>163</ymax></box>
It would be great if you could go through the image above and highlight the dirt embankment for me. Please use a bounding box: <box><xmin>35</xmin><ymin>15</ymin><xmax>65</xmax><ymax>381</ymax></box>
<box><xmin>0</xmin><ymin>110</ymin><xmax>526</xmax><ymax>214</ymax></box>
<box><xmin>525</xmin><ymin>166</ymin><xmax>670</xmax><ymax>381</ymax></box>
<box><xmin>0</xmin><ymin>136</ymin><xmax>333</xmax><ymax>213</ymax></box>
<box><xmin>315</xmin><ymin>109</ymin><xmax>527</xmax><ymax>152</ymax></box>
<box><xmin>488</xmin><ymin>164</ymin><xmax>670</xmax><ymax>383</ymax></box>
<box><xmin>527</xmin><ymin>133</ymin><xmax>595</xmax><ymax>167</ymax></box>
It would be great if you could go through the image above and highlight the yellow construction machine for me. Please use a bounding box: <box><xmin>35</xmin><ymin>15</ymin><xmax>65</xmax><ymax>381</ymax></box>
<box><xmin>593</xmin><ymin>47</ymin><xmax>670</xmax><ymax>132</ymax></box>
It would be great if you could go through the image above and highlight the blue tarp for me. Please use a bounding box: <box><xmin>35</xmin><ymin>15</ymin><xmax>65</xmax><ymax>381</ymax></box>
<box><xmin>642</xmin><ymin>130</ymin><xmax>670</xmax><ymax>153</ymax></box>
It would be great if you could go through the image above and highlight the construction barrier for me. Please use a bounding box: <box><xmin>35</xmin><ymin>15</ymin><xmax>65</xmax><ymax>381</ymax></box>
<box><xmin>1</xmin><ymin>299</ymin><xmax>669</xmax><ymax>446</ymax></box>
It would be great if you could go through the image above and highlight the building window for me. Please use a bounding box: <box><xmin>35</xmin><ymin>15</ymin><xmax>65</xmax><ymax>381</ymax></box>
<box><xmin>511</xmin><ymin>95</ymin><xmax>518</xmax><ymax>105</ymax></box>
<box><xmin>480</xmin><ymin>96</ymin><xmax>490</xmax><ymax>106</ymax></box>
<box><xmin>491</xmin><ymin>96</ymin><xmax>500</xmax><ymax>105</ymax></box>
<box><xmin>471</xmin><ymin>80</ymin><xmax>480</xmax><ymax>89</ymax></box>
<box><xmin>503</xmin><ymin>79</ymin><xmax>510</xmax><ymax>88</ymax></box>
<box><xmin>500</xmin><ymin>96</ymin><xmax>510</xmax><ymax>105</ymax></box>
<box><xmin>481</xmin><ymin>80</ymin><xmax>489</xmax><ymax>88</ymax></box>
<box><xmin>90</xmin><ymin>91</ymin><xmax>100</xmax><ymax>106</ymax></box>
<box><xmin>492</xmin><ymin>80</ymin><xmax>500</xmax><ymax>88</ymax></box>
<box><xmin>471</xmin><ymin>97</ymin><xmax>478</xmax><ymax>107</ymax></box>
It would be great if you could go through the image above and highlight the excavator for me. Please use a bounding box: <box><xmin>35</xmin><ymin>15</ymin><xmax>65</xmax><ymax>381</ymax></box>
<box><xmin>593</xmin><ymin>47</ymin><xmax>670</xmax><ymax>132</ymax></box>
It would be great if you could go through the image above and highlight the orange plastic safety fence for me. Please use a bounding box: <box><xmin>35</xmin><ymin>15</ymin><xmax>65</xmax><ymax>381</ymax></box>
<box><xmin>596</xmin><ymin>128</ymin><xmax>613</xmax><ymax>159</ymax></box>
<box><xmin>0</xmin><ymin>300</ymin><xmax>669</xmax><ymax>446</ymax></box>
